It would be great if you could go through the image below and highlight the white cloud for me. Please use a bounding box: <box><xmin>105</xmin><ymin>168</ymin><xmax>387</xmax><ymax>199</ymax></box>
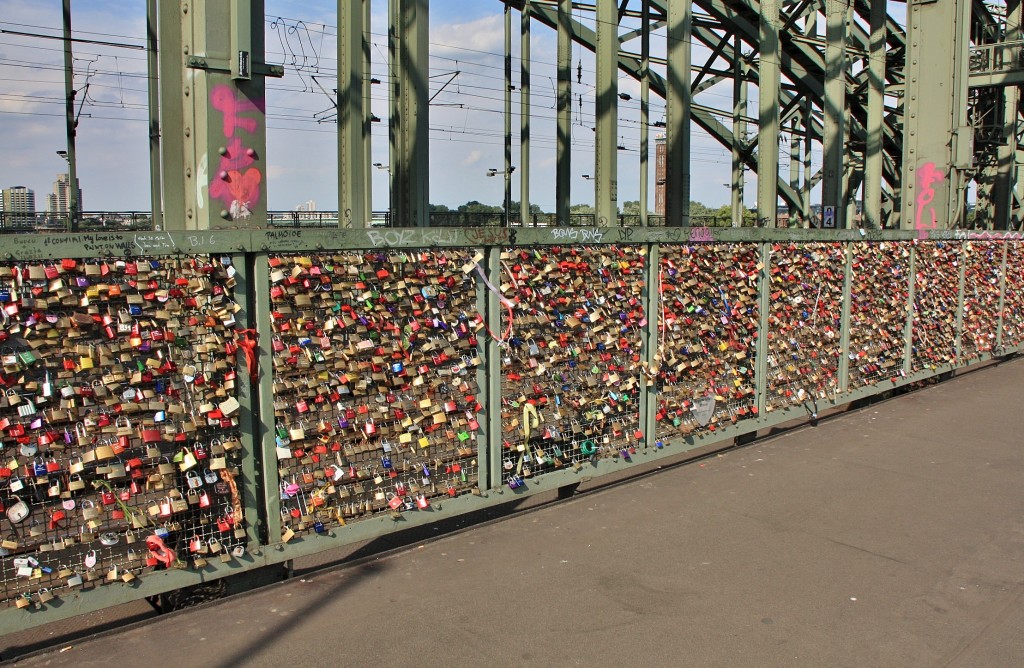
<box><xmin>462</xmin><ymin>149</ymin><xmax>483</xmax><ymax>166</ymax></box>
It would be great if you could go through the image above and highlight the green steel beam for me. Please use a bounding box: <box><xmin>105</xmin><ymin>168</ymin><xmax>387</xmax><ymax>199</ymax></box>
<box><xmin>901</xmin><ymin>0</ymin><xmax>972</xmax><ymax>231</ymax></box>
<box><xmin>996</xmin><ymin>242</ymin><xmax>1009</xmax><ymax>351</ymax></box>
<box><xmin>757</xmin><ymin>0</ymin><xmax>781</xmax><ymax>227</ymax></box>
<box><xmin>251</xmin><ymin>253</ymin><xmax>279</xmax><ymax>544</ymax></box>
<box><xmin>521</xmin><ymin>1</ymin><xmax>532</xmax><ymax>227</ymax></box>
<box><xmin>755</xmin><ymin>242</ymin><xmax>772</xmax><ymax>414</ymax></box>
<box><xmin>395</xmin><ymin>0</ymin><xmax>430</xmax><ymax>227</ymax></box>
<box><xmin>732</xmin><ymin>34</ymin><xmax>745</xmax><ymax>227</ymax></box>
<box><xmin>838</xmin><ymin>243</ymin><xmax>853</xmax><ymax>391</ymax></box>
<box><xmin>147</xmin><ymin>0</ymin><xmax>163</xmax><ymax>230</ymax></box>
<box><xmin>903</xmin><ymin>244</ymin><xmax>916</xmax><ymax>375</ymax></box>
<box><xmin>822</xmin><ymin>0</ymin><xmax>849</xmax><ymax>229</ymax></box>
<box><xmin>62</xmin><ymin>0</ymin><xmax>79</xmax><ymax>232</ymax></box>
<box><xmin>862</xmin><ymin>0</ymin><xmax>886</xmax><ymax>229</ymax></box>
<box><xmin>363</xmin><ymin>0</ymin><xmax>373</xmax><ymax>224</ymax></box>
<box><xmin>556</xmin><ymin>0</ymin><xmax>572</xmax><ymax>226</ymax></box>
<box><xmin>158</xmin><ymin>0</ymin><xmax>185</xmax><ymax>229</ymax></box>
<box><xmin>639</xmin><ymin>0</ymin><xmax>650</xmax><ymax>228</ymax></box>
<box><xmin>595</xmin><ymin>0</ymin><xmax>619</xmax><ymax>227</ymax></box>
<box><xmin>230</xmin><ymin>253</ymin><xmax>264</xmax><ymax>547</ymax></box>
<box><xmin>665</xmin><ymin>0</ymin><xmax>692</xmax><ymax>227</ymax></box>
<box><xmin>485</xmin><ymin>246</ymin><xmax>502</xmax><ymax>489</ymax></box>
<box><xmin>339</xmin><ymin>0</ymin><xmax>368</xmax><ymax>228</ymax></box>
<box><xmin>505</xmin><ymin>3</ymin><xmax>513</xmax><ymax>227</ymax></box>
<box><xmin>993</xmin><ymin>0</ymin><xmax>1022</xmax><ymax>230</ymax></box>
<box><xmin>161</xmin><ymin>0</ymin><xmax>275</xmax><ymax>230</ymax></box>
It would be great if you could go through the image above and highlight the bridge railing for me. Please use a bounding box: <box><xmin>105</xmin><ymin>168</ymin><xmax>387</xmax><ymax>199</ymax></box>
<box><xmin>0</xmin><ymin>225</ymin><xmax>1018</xmax><ymax>634</ymax></box>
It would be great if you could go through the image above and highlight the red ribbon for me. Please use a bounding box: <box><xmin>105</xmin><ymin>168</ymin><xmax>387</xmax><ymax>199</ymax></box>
<box><xmin>235</xmin><ymin>328</ymin><xmax>259</xmax><ymax>381</ymax></box>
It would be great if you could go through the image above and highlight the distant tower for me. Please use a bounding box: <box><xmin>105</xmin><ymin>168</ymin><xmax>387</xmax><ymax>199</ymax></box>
<box><xmin>47</xmin><ymin>173</ymin><xmax>82</xmax><ymax>219</ymax></box>
<box><xmin>654</xmin><ymin>135</ymin><xmax>666</xmax><ymax>216</ymax></box>
<box><xmin>1</xmin><ymin>186</ymin><xmax>36</xmax><ymax>227</ymax></box>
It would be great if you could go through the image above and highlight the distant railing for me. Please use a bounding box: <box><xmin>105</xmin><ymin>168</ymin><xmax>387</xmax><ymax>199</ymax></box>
<box><xmin>0</xmin><ymin>212</ymin><xmax>155</xmax><ymax>233</ymax></box>
<box><xmin>0</xmin><ymin>210</ymin><xmax>735</xmax><ymax>232</ymax></box>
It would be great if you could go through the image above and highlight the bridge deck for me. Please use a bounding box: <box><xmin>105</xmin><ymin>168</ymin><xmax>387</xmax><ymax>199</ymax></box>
<box><xmin>8</xmin><ymin>358</ymin><xmax>1024</xmax><ymax>666</ymax></box>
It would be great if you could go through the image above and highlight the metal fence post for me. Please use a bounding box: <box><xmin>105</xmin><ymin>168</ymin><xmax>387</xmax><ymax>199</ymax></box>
<box><xmin>250</xmin><ymin>252</ymin><xmax>280</xmax><ymax>544</ymax></box>
<box><xmin>230</xmin><ymin>252</ymin><xmax>264</xmax><ymax>547</ymax></box>
<box><xmin>838</xmin><ymin>242</ymin><xmax>854</xmax><ymax>393</ymax></box>
<box><xmin>483</xmin><ymin>245</ymin><xmax>503</xmax><ymax>490</ymax></box>
<box><xmin>755</xmin><ymin>242</ymin><xmax>773</xmax><ymax>416</ymax></box>
<box><xmin>954</xmin><ymin>242</ymin><xmax>968</xmax><ymax>365</ymax></box>
<box><xmin>902</xmin><ymin>244</ymin><xmax>917</xmax><ymax>376</ymax></box>
<box><xmin>995</xmin><ymin>242</ymin><xmax>1009</xmax><ymax>352</ymax></box>
<box><xmin>640</xmin><ymin>242</ymin><xmax>661</xmax><ymax>445</ymax></box>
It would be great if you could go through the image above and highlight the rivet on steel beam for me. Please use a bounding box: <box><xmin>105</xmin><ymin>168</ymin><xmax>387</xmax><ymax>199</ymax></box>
<box><xmin>220</xmin><ymin>210</ymin><xmax>231</xmax><ymax>219</ymax></box>
<box><xmin>218</xmin><ymin>146</ymin><xmax>228</xmax><ymax>156</ymax></box>
<box><xmin>246</xmin><ymin>148</ymin><xmax>258</xmax><ymax>158</ymax></box>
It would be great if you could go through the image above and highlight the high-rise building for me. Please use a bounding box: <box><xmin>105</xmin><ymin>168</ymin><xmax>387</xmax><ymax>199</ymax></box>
<box><xmin>654</xmin><ymin>135</ymin><xmax>666</xmax><ymax>216</ymax></box>
<box><xmin>1</xmin><ymin>186</ymin><xmax>36</xmax><ymax>227</ymax></box>
<box><xmin>46</xmin><ymin>173</ymin><xmax>82</xmax><ymax>218</ymax></box>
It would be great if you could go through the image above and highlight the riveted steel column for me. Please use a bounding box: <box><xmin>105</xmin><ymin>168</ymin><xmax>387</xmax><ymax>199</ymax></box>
<box><xmin>993</xmin><ymin>0</ymin><xmax>1021</xmax><ymax>230</ymax></box>
<box><xmin>389</xmin><ymin>0</ymin><xmax>399</xmax><ymax>224</ymax></box>
<box><xmin>790</xmin><ymin>118</ymin><xmax>801</xmax><ymax>227</ymax></box>
<box><xmin>640</xmin><ymin>0</ymin><xmax>650</xmax><ymax>227</ymax></box>
<box><xmin>595</xmin><ymin>0</ymin><xmax>619</xmax><ymax>227</ymax></box>
<box><xmin>161</xmin><ymin>0</ymin><xmax>272</xmax><ymax>230</ymax></box>
<box><xmin>556</xmin><ymin>0</ymin><xmax>572</xmax><ymax>226</ymax></box>
<box><xmin>901</xmin><ymin>0</ymin><xmax>972</xmax><ymax>231</ymax></box>
<box><xmin>521</xmin><ymin>1</ymin><xmax>531</xmax><ymax>227</ymax></box>
<box><xmin>363</xmin><ymin>0</ymin><xmax>372</xmax><ymax>224</ymax></box>
<box><xmin>732</xmin><ymin>34</ymin><xmax>746</xmax><ymax>227</ymax></box>
<box><xmin>394</xmin><ymin>0</ymin><xmax>429</xmax><ymax>227</ymax></box>
<box><xmin>758</xmin><ymin>0</ymin><xmax>781</xmax><ymax>227</ymax></box>
<box><xmin>822</xmin><ymin>0</ymin><xmax>850</xmax><ymax>229</ymax></box>
<box><xmin>863</xmin><ymin>0</ymin><xmax>886</xmax><ymax>229</ymax></box>
<box><xmin>803</xmin><ymin>100</ymin><xmax>813</xmax><ymax>226</ymax></box>
<box><xmin>665</xmin><ymin>0</ymin><xmax>691</xmax><ymax>227</ymax></box>
<box><xmin>147</xmin><ymin>0</ymin><xmax>163</xmax><ymax>230</ymax></box>
<box><xmin>339</xmin><ymin>0</ymin><xmax>367</xmax><ymax>228</ymax></box>
<box><xmin>62</xmin><ymin>0</ymin><xmax>79</xmax><ymax>232</ymax></box>
<box><xmin>158</xmin><ymin>0</ymin><xmax>185</xmax><ymax>229</ymax></box>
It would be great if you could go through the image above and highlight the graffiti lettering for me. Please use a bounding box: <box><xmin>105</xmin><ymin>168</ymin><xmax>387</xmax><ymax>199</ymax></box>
<box><xmin>967</xmin><ymin>230</ymin><xmax>1024</xmax><ymax>241</ymax></box>
<box><xmin>688</xmin><ymin>226</ymin><xmax>714</xmax><ymax>243</ymax></box>
<box><xmin>915</xmin><ymin>162</ymin><xmax>944</xmax><ymax>238</ymax></box>
<box><xmin>366</xmin><ymin>229</ymin><xmax>459</xmax><ymax>247</ymax></box>
<box><xmin>464</xmin><ymin>227</ymin><xmax>510</xmax><ymax>245</ymax></box>
<box><xmin>134</xmin><ymin>233</ymin><xmax>177</xmax><ymax>254</ymax></box>
<box><xmin>618</xmin><ymin>227</ymin><xmax>635</xmax><ymax>242</ymax></box>
<box><xmin>210</xmin><ymin>86</ymin><xmax>263</xmax><ymax>137</ymax></box>
<box><xmin>549</xmin><ymin>227</ymin><xmax>605</xmax><ymax>243</ymax></box>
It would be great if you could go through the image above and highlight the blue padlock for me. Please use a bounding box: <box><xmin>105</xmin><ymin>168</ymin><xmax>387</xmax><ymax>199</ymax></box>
<box><xmin>381</xmin><ymin>456</ymin><xmax>392</xmax><ymax>469</ymax></box>
<box><xmin>507</xmin><ymin>475</ymin><xmax>524</xmax><ymax>490</ymax></box>
<box><xmin>129</xmin><ymin>305</ymin><xmax>143</xmax><ymax>316</ymax></box>
<box><xmin>422</xmin><ymin>463</ymin><xmax>430</xmax><ymax>478</ymax></box>
<box><xmin>313</xmin><ymin>520</ymin><xmax>326</xmax><ymax>534</ymax></box>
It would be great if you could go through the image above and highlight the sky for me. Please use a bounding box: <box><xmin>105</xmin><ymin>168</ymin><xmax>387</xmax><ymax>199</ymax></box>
<box><xmin>0</xmin><ymin>0</ymin><xmax>824</xmax><ymax>213</ymax></box>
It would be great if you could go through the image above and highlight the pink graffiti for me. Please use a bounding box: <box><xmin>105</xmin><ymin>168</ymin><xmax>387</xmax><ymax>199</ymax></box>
<box><xmin>688</xmin><ymin>226</ymin><xmax>714</xmax><ymax>243</ymax></box>
<box><xmin>210</xmin><ymin>168</ymin><xmax>262</xmax><ymax>217</ymax></box>
<box><xmin>209</xmin><ymin>85</ymin><xmax>264</xmax><ymax>220</ymax></box>
<box><xmin>915</xmin><ymin>162</ymin><xmax>944</xmax><ymax>238</ymax></box>
<box><xmin>210</xmin><ymin>85</ymin><xmax>264</xmax><ymax>137</ymax></box>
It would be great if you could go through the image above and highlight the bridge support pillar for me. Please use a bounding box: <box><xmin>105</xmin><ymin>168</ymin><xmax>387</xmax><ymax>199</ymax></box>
<box><xmin>900</xmin><ymin>0</ymin><xmax>972</xmax><ymax>231</ymax></box>
<box><xmin>159</xmin><ymin>0</ymin><xmax>280</xmax><ymax>230</ymax></box>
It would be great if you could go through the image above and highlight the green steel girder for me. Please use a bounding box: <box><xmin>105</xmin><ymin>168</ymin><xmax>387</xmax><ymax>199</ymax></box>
<box><xmin>525</xmin><ymin>2</ymin><xmax>804</xmax><ymax>209</ymax></box>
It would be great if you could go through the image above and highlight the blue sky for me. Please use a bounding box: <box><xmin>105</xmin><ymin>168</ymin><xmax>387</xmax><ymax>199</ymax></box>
<box><xmin>0</xmin><ymin>0</ymin><xmax>798</xmax><ymax>213</ymax></box>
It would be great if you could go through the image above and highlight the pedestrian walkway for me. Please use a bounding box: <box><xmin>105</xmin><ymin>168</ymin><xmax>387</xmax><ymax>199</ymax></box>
<box><xmin>9</xmin><ymin>358</ymin><xmax>1024</xmax><ymax>667</ymax></box>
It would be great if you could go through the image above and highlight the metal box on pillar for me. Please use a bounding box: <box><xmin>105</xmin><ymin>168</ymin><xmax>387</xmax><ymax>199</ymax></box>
<box><xmin>159</xmin><ymin>0</ymin><xmax>283</xmax><ymax>230</ymax></box>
